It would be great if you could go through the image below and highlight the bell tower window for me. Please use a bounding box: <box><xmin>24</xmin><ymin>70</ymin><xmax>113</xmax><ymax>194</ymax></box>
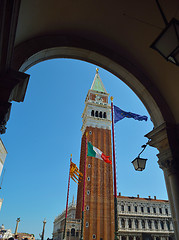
<box><xmin>103</xmin><ymin>112</ymin><xmax>106</xmax><ymax>118</ymax></box>
<box><xmin>91</xmin><ymin>110</ymin><xmax>94</xmax><ymax>116</ymax></box>
<box><xmin>99</xmin><ymin>111</ymin><xmax>102</xmax><ymax>118</ymax></box>
<box><xmin>95</xmin><ymin>111</ymin><xmax>98</xmax><ymax>117</ymax></box>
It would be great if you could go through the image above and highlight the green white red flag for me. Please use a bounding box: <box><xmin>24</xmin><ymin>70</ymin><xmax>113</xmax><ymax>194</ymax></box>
<box><xmin>87</xmin><ymin>142</ymin><xmax>112</xmax><ymax>164</ymax></box>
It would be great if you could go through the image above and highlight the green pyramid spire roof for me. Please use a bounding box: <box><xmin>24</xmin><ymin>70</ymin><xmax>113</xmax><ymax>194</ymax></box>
<box><xmin>91</xmin><ymin>69</ymin><xmax>107</xmax><ymax>93</ymax></box>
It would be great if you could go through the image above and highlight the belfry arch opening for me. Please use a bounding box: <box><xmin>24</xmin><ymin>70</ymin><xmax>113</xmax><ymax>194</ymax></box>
<box><xmin>1</xmin><ymin>57</ymin><xmax>169</xmax><ymax>238</ymax></box>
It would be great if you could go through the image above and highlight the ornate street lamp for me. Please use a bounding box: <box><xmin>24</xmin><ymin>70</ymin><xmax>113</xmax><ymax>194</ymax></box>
<box><xmin>151</xmin><ymin>0</ymin><xmax>179</xmax><ymax>66</ymax></box>
<box><xmin>132</xmin><ymin>145</ymin><xmax>147</xmax><ymax>171</ymax></box>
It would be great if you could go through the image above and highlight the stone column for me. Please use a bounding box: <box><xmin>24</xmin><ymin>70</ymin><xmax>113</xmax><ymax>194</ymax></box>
<box><xmin>145</xmin><ymin>220</ymin><xmax>149</xmax><ymax>230</ymax></box>
<box><xmin>158</xmin><ymin>220</ymin><xmax>162</xmax><ymax>231</ymax></box>
<box><xmin>146</xmin><ymin>123</ymin><xmax>179</xmax><ymax>240</ymax></box>
<box><xmin>125</xmin><ymin>218</ymin><xmax>128</xmax><ymax>230</ymax></box>
<box><xmin>138</xmin><ymin>220</ymin><xmax>142</xmax><ymax>230</ymax></box>
<box><xmin>170</xmin><ymin>221</ymin><xmax>174</xmax><ymax>231</ymax></box>
<box><xmin>151</xmin><ymin>220</ymin><xmax>155</xmax><ymax>230</ymax></box>
<box><xmin>164</xmin><ymin>220</ymin><xmax>167</xmax><ymax>231</ymax></box>
<box><xmin>118</xmin><ymin>217</ymin><xmax>121</xmax><ymax>229</ymax></box>
<box><xmin>132</xmin><ymin>219</ymin><xmax>135</xmax><ymax>230</ymax></box>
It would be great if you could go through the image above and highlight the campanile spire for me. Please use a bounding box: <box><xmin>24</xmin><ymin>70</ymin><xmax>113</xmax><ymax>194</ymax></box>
<box><xmin>81</xmin><ymin>70</ymin><xmax>111</xmax><ymax>135</ymax></box>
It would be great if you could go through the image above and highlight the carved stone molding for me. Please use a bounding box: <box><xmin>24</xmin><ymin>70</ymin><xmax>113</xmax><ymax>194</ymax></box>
<box><xmin>145</xmin><ymin>122</ymin><xmax>179</xmax><ymax>175</ymax></box>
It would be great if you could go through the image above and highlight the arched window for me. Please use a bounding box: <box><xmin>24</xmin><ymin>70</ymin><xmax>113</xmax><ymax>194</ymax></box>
<box><xmin>166</xmin><ymin>221</ymin><xmax>170</xmax><ymax>230</ymax></box>
<box><xmin>135</xmin><ymin>206</ymin><xmax>137</xmax><ymax>212</ymax></box>
<box><xmin>165</xmin><ymin>208</ymin><xmax>168</xmax><ymax>215</ymax></box>
<box><xmin>103</xmin><ymin>112</ymin><xmax>106</xmax><ymax>118</ymax></box>
<box><xmin>99</xmin><ymin>111</ymin><xmax>102</xmax><ymax>118</ymax></box>
<box><xmin>71</xmin><ymin>228</ymin><xmax>75</xmax><ymax>236</ymax></box>
<box><xmin>142</xmin><ymin>220</ymin><xmax>145</xmax><ymax>229</ymax></box>
<box><xmin>154</xmin><ymin>220</ymin><xmax>158</xmax><ymax>229</ymax></box>
<box><xmin>128</xmin><ymin>219</ymin><xmax>132</xmax><ymax>229</ymax></box>
<box><xmin>121</xmin><ymin>205</ymin><xmax>124</xmax><ymax>211</ymax></box>
<box><xmin>135</xmin><ymin>219</ymin><xmax>139</xmax><ymax>229</ymax></box>
<box><xmin>121</xmin><ymin>218</ymin><xmax>125</xmax><ymax>228</ymax></box>
<box><xmin>91</xmin><ymin>110</ymin><xmax>94</xmax><ymax>116</ymax></box>
<box><xmin>148</xmin><ymin>220</ymin><xmax>152</xmax><ymax>229</ymax></box>
<box><xmin>147</xmin><ymin>207</ymin><xmax>150</xmax><ymax>213</ymax></box>
<box><xmin>95</xmin><ymin>111</ymin><xmax>98</xmax><ymax>117</ymax></box>
<box><xmin>161</xmin><ymin>221</ymin><xmax>164</xmax><ymax>230</ymax></box>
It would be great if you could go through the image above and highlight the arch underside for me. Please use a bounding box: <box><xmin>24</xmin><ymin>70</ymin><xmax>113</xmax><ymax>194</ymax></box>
<box><xmin>12</xmin><ymin>35</ymin><xmax>175</xmax><ymax>128</ymax></box>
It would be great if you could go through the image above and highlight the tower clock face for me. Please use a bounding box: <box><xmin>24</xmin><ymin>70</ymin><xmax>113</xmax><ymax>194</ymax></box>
<box><xmin>95</xmin><ymin>95</ymin><xmax>103</xmax><ymax>102</ymax></box>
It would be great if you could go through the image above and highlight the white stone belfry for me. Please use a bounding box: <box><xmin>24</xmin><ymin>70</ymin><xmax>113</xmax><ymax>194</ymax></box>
<box><xmin>81</xmin><ymin>69</ymin><xmax>111</xmax><ymax>135</ymax></box>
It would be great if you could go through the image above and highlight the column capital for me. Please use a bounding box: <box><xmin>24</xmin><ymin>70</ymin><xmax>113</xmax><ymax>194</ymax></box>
<box><xmin>145</xmin><ymin>122</ymin><xmax>179</xmax><ymax>175</ymax></box>
<box><xmin>0</xmin><ymin>69</ymin><xmax>30</xmax><ymax>134</ymax></box>
<box><xmin>0</xmin><ymin>69</ymin><xmax>30</xmax><ymax>102</ymax></box>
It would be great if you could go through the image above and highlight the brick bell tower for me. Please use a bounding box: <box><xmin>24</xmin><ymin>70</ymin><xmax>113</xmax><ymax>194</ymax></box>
<box><xmin>76</xmin><ymin>69</ymin><xmax>114</xmax><ymax>240</ymax></box>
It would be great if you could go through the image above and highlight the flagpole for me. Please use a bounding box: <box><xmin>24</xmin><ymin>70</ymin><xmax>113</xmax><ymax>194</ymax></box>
<box><xmin>63</xmin><ymin>154</ymin><xmax>72</xmax><ymax>240</ymax></box>
<box><xmin>111</xmin><ymin>97</ymin><xmax>119</xmax><ymax>240</ymax></box>
<box><xmin>80</xmin><ymin>132</ymin><xmax>88</xmax><ymax>240</ymax></box>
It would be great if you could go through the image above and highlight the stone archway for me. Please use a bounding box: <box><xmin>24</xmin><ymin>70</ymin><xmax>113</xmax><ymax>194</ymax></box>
<box><xmin>12</xmin><ymin>35</ymin><xmax>179</xmax><ymax>239</ymax></box>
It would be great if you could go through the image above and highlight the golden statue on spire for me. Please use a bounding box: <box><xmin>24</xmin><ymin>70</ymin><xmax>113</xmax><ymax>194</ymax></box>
<box><xmin>96</xmin><ymin>68</ymin><xmax>99</xmax><ymax>73</ymax></box>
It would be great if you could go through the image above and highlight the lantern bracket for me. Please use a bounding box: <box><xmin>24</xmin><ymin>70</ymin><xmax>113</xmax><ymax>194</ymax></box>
<box><xmin>138</xmin><ymin>144</ymin><xmax>147</xmax><ymax>158</ymax></box>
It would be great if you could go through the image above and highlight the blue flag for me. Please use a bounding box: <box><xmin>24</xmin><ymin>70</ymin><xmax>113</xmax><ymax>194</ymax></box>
<box><xmin>114</xmin><ymin>105</ymin><xmax>148</xmax><ymax>123</ymax></box>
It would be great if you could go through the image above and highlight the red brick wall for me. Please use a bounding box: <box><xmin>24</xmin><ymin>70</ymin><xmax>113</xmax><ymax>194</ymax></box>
<box><xmin>76</xmin><ymin>127</ymin><xmax>114</xmax><ymax>240</ymax></box>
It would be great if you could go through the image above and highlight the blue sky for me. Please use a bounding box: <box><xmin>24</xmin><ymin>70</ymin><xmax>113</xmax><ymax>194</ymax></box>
<box><xmin>0</xmin><ymin>59</ymin><xmax>167</xmax><ymax>239</ymax></box>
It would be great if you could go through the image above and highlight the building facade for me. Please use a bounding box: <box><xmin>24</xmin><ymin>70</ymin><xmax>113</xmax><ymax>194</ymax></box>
<box><xmin>117</xmin><ymin>194</ymin><xmax>174</xmax><ymax>240</ymax></box>
<box><xmin>0</xmin><ymin>224</ymin><xmax>13</xmax><ymax>240</ymax></box>
<box><xmin>16</xmin><ymin>233</ymin><xmax>35</xmax><ymax>240</ymax></box>
<box><xmin>53</xmin><ymin>199</ymin><xmax>81</xmax><ymax>240</ymax></box>
<box><xmin>53</xmin><ymin>193</ymin><xmax>174</xmax><ymax>240</ymax></box>
<box><xmin>0</xmin><ymin>199</ymin><xmax>3</xmax><ymax>211</ymax></box>
<box><xmin>0</xmin><ymin>138</ymin><xmax>7</xmax><ymax>177</ymax></box>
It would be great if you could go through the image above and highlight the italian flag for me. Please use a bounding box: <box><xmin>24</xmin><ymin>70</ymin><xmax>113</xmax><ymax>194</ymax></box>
<box><xmin>87</xmin><ymin>142</ymin><xmax>112</xmax><ymax>164</ymax></box>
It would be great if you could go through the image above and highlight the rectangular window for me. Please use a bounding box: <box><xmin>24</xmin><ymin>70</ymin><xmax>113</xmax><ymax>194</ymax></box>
<box><xmin>165</xmin><ymin>208</ymin><xmax>168</xmax><ymax>215</ymax></box>
<box><xmin>121</xmin><ymin>205</ymin><xmax>124</xmax><ymax>211</ymax></box>
<box><xmin>153</xmin><ymin>207</ymin><xmax>156</xmax><ymax>213</ymax></box>
<box><xmin>76</xmin><ymin>232</ymin><xmax>79</xmax><ymax>237</ymax></box>
<box><xmin>135</xmin><ymin>206</ymin><xmax>137</xmax><ymax>212</ymax></box>
<box><xmin>141</xmin><ymin>207</ymin><xmax>144</xmax><ymax>212</ymax></box>
<box><xmin>128</xmin><ymin>206</ymin><xmax>131</xmax><ymax>212</ymax></box>
<box><xmin>147</xmin><ymin>207</ymin><xmax>150</xmax><ymax>213</ymax></box>
<box><xmin>159</xmin><ymin>208</ymin><xmax>162</xmax><ymax>214</ymax></box>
